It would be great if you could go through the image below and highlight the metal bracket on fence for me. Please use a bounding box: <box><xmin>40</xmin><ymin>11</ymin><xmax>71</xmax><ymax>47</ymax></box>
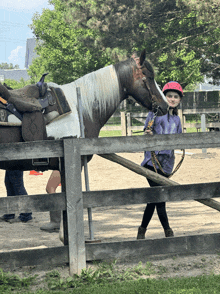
<box><xmin>32</xmin><ymin>158</ymin><xmax>49</xmax><ymax>166</ymax></box>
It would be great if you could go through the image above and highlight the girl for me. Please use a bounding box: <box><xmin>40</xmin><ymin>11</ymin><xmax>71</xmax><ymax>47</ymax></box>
<box><xmin>137</xmin><ymin>81</ymin><xmax>183</xmax><ymax>239</ymax></box>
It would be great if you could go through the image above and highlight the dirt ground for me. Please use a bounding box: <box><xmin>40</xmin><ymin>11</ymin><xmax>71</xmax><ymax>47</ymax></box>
<box><xmin>1</xmin><ymin>147</ymin><xmax>220</xmax><ymax>279</ymax></box>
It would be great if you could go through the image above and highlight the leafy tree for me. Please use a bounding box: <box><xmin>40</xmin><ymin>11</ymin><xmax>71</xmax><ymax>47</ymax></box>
<box><xmin>63</xmin><ymin>0</ymin><xmax>220</xmax><ymax>88</ymax></box>
<box><xmin>4</xmin><ymin>78</ymin><xmax>30</xmax><ymax>89</ymax></box>
<box><xmin>0</xmin><ymin>63</ymin><xmax>19</xmax><ymax>69</ymax></box>
<box><xmin>29</xmin><ymin>0</ymin><xmax>220</xmax><ymax>89</ymax></box>
<box><xmin>28</xmin><ymin>0</ymin><xmax>112</xmax><ymax>84</ymax></box>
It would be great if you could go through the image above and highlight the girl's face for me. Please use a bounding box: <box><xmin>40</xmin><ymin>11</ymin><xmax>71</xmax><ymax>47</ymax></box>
<box><xmin>166</xmin><ymin>91</ymin><xmax>181</xmax><ymax>108</ymax></box>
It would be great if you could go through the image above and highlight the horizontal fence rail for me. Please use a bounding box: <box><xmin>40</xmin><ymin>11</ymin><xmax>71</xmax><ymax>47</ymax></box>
<box><xmin>101</xmin><ymin>105</ymin><xmax>220</xmax><ymax>134</ymax></box>
<box><xmin>1</xmin><ymin>182</ymin><xmax>220</xmax><ymax>215</ymax></box>
<box><xmin>0</xmin><ymin>139</ymin><xmax>64</xmax><ymax>161</ymax></box>
<box><xmin>1</xmin><ymin>132</ymin><xmax>220</xmax><ymax>159</ymax></box>
<box><xmin>183</xmin><ymin>108</ymin><xmax>220</xmax><ymax>114</ymax></box>
<box><xmin>79</xmin><ymin>132</ymin><xmax>220</xmax><ymax>155</ymax></box>
<box><xmin>2</xmin><ymin>233</ymin><xmax>220</xmax><ymax>269</ymax></box>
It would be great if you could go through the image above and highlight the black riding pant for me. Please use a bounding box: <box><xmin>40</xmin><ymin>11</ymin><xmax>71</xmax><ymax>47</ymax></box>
<box><xmin>3</xmin><ymin>170</ymin><xmax>32</xmax><ymax>221</ymax></box>
<box><xmin>141</xmin><ymin>164</ymin><xmax>171</xmax><ymax>230</ymax></box>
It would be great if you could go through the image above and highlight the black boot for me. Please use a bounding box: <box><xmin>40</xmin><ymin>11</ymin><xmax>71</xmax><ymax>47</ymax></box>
<box><xmin>137</xmin><ymin>226</ymin><xmax>146</xmax><ymax>239</ymax></box>
<box><xmin>164</xmin><ymin>228</ymin><xmax>174</xmax><ymax>237</ymax></box>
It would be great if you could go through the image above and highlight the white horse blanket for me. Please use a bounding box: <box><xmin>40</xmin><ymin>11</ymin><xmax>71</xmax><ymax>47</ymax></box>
<box><xmin>47</xmin><ymin>65</ymin><xmax>120</xmax><ymax>139</ymax></box>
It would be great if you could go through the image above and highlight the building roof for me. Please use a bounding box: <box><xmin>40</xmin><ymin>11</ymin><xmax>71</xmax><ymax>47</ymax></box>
<box><xmin>0</xmin><ymin>69</ymin><xmax>30</xmax><ymax>82</ymax></box>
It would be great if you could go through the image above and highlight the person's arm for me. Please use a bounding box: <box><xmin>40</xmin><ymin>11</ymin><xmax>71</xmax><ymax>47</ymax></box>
<box><xmin>143</xmin><ymin>112</ymin><xmax>155</xmax><ymax>135</ymax></box>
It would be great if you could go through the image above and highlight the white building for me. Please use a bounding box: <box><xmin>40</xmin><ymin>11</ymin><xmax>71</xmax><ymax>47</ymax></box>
<box><xmin>24</xmin><ymin>38</ymin><xmax>38</xmax><ymax>69</ymax></box>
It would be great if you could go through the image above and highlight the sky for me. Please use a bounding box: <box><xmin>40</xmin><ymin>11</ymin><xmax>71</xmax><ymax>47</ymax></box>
<box><xmin>0</xmin><ymin>0</ymin><xmax>53</xmax><ymax>69</ymax></box>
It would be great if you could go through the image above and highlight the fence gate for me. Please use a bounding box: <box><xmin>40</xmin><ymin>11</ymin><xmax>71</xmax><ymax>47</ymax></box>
<box><xmin>1</xmin><ymin>133</ymin><xmax>220</xmax><ymax>274</ymax></box>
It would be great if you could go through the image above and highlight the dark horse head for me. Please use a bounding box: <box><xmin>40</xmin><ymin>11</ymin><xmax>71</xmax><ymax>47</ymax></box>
<box><xmin>114</xmin><ymin>49</ymin><xmax>168</xmax><ymax>116</ymax></box>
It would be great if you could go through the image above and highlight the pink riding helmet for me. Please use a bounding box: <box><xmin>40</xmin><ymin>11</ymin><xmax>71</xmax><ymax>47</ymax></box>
<box><xmin>162</xmin><ymin>81</ymin><xmax>183</xmax><ymax>98</ymax></box>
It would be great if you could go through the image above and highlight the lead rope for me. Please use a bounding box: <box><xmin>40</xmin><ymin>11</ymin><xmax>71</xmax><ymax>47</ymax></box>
<box><xmin>146</xmin><ymin>113</ymin><xmax>185</xmax><ymax>178</ymax></box>
<box><xmin>151</xmin><ymin>150</ymin><xmax>185</xmax><ymax>178</ymax></box>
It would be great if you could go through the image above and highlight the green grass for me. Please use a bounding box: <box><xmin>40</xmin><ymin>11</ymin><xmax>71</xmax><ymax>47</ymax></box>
<box><xmin>47</xmin><ymin>275</ymin><xmax>220</xmax><ymax>294</ymax></box>
<box><xmin>99</xmin><ymin>130</ymin><xmax>122</xmax><ymax>137</ymax></box>
<box><xmin>0</xmin><ymin>268</ymin><xmax>36</xmax><ymax>293</ymax></box>
<box><xmin>186</xmin><ymin>127</ymin><xmax>199</xmax><ymax>133</ymax></box>
<box><xmin>70</xmin><ymin>275</ymin><xmax>220</xmax><ymax>294</ymax></box>
<box><xmin>99</xmin><ymin>126</ymin><xmax>198</xmax><ymax>138</ymax></box>
<box><xmin>1</xmin><ymin>263</ymin><xmax>220</xmax><ymax>294</ymax></box>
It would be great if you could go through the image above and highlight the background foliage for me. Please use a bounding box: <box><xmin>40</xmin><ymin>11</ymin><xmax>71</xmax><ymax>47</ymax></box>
<box><xmin>28</xmin><ymin>0</ymin><xmax>220</xmax><ymax>89</ymax></box>
<box><xmin>0</xmin><ymin>62</ymin><xmax>19</xmax><ymax>69</ymax></box>
<box><xmin>3</xmin><ymin>78</ymin><xmax>30</xmax><ymax>89</ymax></box>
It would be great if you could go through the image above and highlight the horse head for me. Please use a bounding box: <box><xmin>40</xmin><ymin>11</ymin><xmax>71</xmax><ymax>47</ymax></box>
<box><xmin>116</xmin><ymin>49</ymin><xmax>168</xmax><ymax>116</ymax></box>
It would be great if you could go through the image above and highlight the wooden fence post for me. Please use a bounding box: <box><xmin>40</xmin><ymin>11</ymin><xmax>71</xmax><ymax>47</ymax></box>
<box><xmin>201</xmin><ymin>113</ymin><xmax>207</xmax><ymax>154</ymax></box>
<box><xmin>121</xmin><ymin>111</ymin><xmax>127</xmax><ymax>136</ymax></box>
<box><xmin>178</xmin><ymin>108</ymin><xmax>184</xmax><ymax>132</ymax></box>
<box><xmin>127</xmin><ymin>112</ymin><xmax>132</xmax><ymax>136</ymax></box>
<box><xmin>63</xmin><ymin>138</ymin><xmax>86</xmax><ymax>275</ymax></box>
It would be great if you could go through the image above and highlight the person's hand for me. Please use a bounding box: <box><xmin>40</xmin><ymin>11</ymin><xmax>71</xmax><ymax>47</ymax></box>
<box><xmin>144</xmin><ymin>129</ymin><xmax>153</xmax><ymax>135</ymax></box>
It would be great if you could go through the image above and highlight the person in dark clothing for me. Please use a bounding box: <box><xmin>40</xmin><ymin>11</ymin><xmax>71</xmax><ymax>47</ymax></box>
<box><xmin>0</xmin><ymin>170</ymin><xmax>32</xmax><ymax>223</ymax></box>
<box><xmin>137</xmin><ymin>81</ymin><xmax>183</xmax><ymax>239</ymax></box>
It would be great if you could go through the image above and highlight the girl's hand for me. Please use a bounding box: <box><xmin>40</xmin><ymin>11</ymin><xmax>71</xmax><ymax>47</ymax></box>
<box><xmin>144</xmin><ymin>129</ymin><xmax>153</xmax><ymax>135</ymax></box>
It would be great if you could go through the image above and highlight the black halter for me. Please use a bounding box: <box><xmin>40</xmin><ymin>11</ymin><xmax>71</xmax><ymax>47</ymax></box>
<box><xmin>141</xmin><ymin>76</ymin><xmax>160</xmax><ymax>115</ymax></box>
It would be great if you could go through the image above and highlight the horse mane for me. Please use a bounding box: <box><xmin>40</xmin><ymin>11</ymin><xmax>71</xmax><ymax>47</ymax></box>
<box><xmin>71</xmin><ymin>65</ymin><xmax>121</xmax><ymax>121</ymax></box>
<box><xmin>114</xmin><ymin>58</ymin><xmax>136</xmax><ymax>91</ymax></box>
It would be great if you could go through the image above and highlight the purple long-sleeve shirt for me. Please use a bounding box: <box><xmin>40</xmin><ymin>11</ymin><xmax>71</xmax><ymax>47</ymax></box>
<box><xmin>141</xmin><ymin>111</ymin><xmax>182</xmax><ymax>174</ymax></box>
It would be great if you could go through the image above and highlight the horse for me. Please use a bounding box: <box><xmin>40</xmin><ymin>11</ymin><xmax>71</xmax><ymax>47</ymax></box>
<box><xmin>0</xmin><ymin>49</ymin><xmax>168</xmax><ymax>233</ymax></box>
<box><xmin>0</xmin><ymin>49</ymin><xmax>167</xmax><ymax>144</ymax></box>
<box><xmin>0</xmin><ymin>50</ymin><xmax>168</xmax><ymax>171</ymax></box>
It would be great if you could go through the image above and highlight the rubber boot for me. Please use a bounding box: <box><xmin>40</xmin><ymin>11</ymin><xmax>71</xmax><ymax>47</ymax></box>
<box><xmin>164</xmin><ymin>228</ymin><xmax>174</xmax><ymax>237</ymax></box>
<box><xmin>40</xmin><ymin>210</ymin><xmax>61</xmax><ymax>232</ymax></box>
<box><xmin>137</xmin><ymin>226</ymin><xmax>147</xmax><ymax>239</ymax></box>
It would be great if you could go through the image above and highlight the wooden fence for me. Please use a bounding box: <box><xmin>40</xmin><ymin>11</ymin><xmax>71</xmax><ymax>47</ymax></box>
<box><xmin>1</xmin><ymin>133</ymin><xmax>220</xmax><ymax>274</ymax></box>
<box><xmin>101</xmin><ymin>91</ymin><xmax>220</xmax><ymax>135</ymax></box>
<box><xmin>101</xmin><ymin>108</ymin><xmax>220</xmax><ymax>136</ymax></box>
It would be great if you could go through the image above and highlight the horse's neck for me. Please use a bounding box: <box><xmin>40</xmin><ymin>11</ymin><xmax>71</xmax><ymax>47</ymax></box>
<box><xmin>114</xmin><ymin>58</ymin><xmax>134</xmax><ymax>97</ymax></box>
<box><xmin>74</xmin><ymin>65</ymin><xmax>122</xmax><ymax>127</ymax></box>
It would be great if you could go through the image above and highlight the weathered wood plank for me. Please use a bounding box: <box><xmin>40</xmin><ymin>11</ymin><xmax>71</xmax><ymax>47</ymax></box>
<box><xmin>129</xmin><ymin>125</ymin><xmax>144</xmax><ymax>131</ymax></box>
<box><xmin>99</xmin><ymin>153</ymin><xmax>220</xmax><ymax>212</ymax></box>
<box><xmin>121</xmin><ymin>111</ymin><xmax>127</xmax><ymax>136</ymax></box>
<box><xmin>1</xmin><ymin>132</ymin><xmax>220</xmax><ymax>160</ymax></box>
<box><xmin>1</xmin><ymin>233</ymin><xmax>220</xmax><ymax>270</ymax></box>
<box><xmin>78</xmin><ymin>132</ymin><xmax>220</xmax><ymax>155</ymax></box>
<box><xmin>0</xmin><ymin>193</ymin><xmax>66</xmax><ymax>214</ymax></box>
<box><xmin>183</xmin><ymin>108</ymin><xmax>220</xmax><ymax>114</ymax></box>
<box><xmin>1</xmin><ymin>181</ymin><xmax>220</xmax><ymax>214</ymax></box>
<box><xmin>82</xmin><ymin>182</ymin><xmax>220</xmax><ymax>208</ymax></box>
<box><xmin>0</xmin><ymin>246</ymin><xmax>68</xmax><ymax>270</ymax></box>
<box><xmin>0</xmin><ymin>140</ymin><xmax>64</xmax><ymax>161</ymax></box>
<box><xmin>184</xmin><ymin>122</ymin><xmax>220</xmax><ymax>129</ymax></box>
<box><xmin>131</xmin><ymin>112</ymin><xmax>148</xmax><ymax>118</ymax></box>
<box><xmin>86</xmin><ymin>233</ymin><xmax>220</xmax><ymax>261</ymax></box>
<box><xmin>63</xmin><ymin>138</ymin><xmax>86</xmax><ymax>275</ymax></box>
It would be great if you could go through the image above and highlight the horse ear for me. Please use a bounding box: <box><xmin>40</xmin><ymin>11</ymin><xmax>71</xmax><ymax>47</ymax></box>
<box><xmin>140</xmin><ymin>49</ymin><xmax>146</xmax><ymax>66</ymax></box>
<box><xmin>0</xmin><ymin>83</ymin><xmax>11</xmax><ymax>100</ymax></box>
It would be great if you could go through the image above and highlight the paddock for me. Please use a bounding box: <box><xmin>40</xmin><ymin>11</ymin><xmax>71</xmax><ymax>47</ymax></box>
<box><xmin>0</xmin><ymin>134</ymin><xmax>220</xmax><ymax>275</ymax></box>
